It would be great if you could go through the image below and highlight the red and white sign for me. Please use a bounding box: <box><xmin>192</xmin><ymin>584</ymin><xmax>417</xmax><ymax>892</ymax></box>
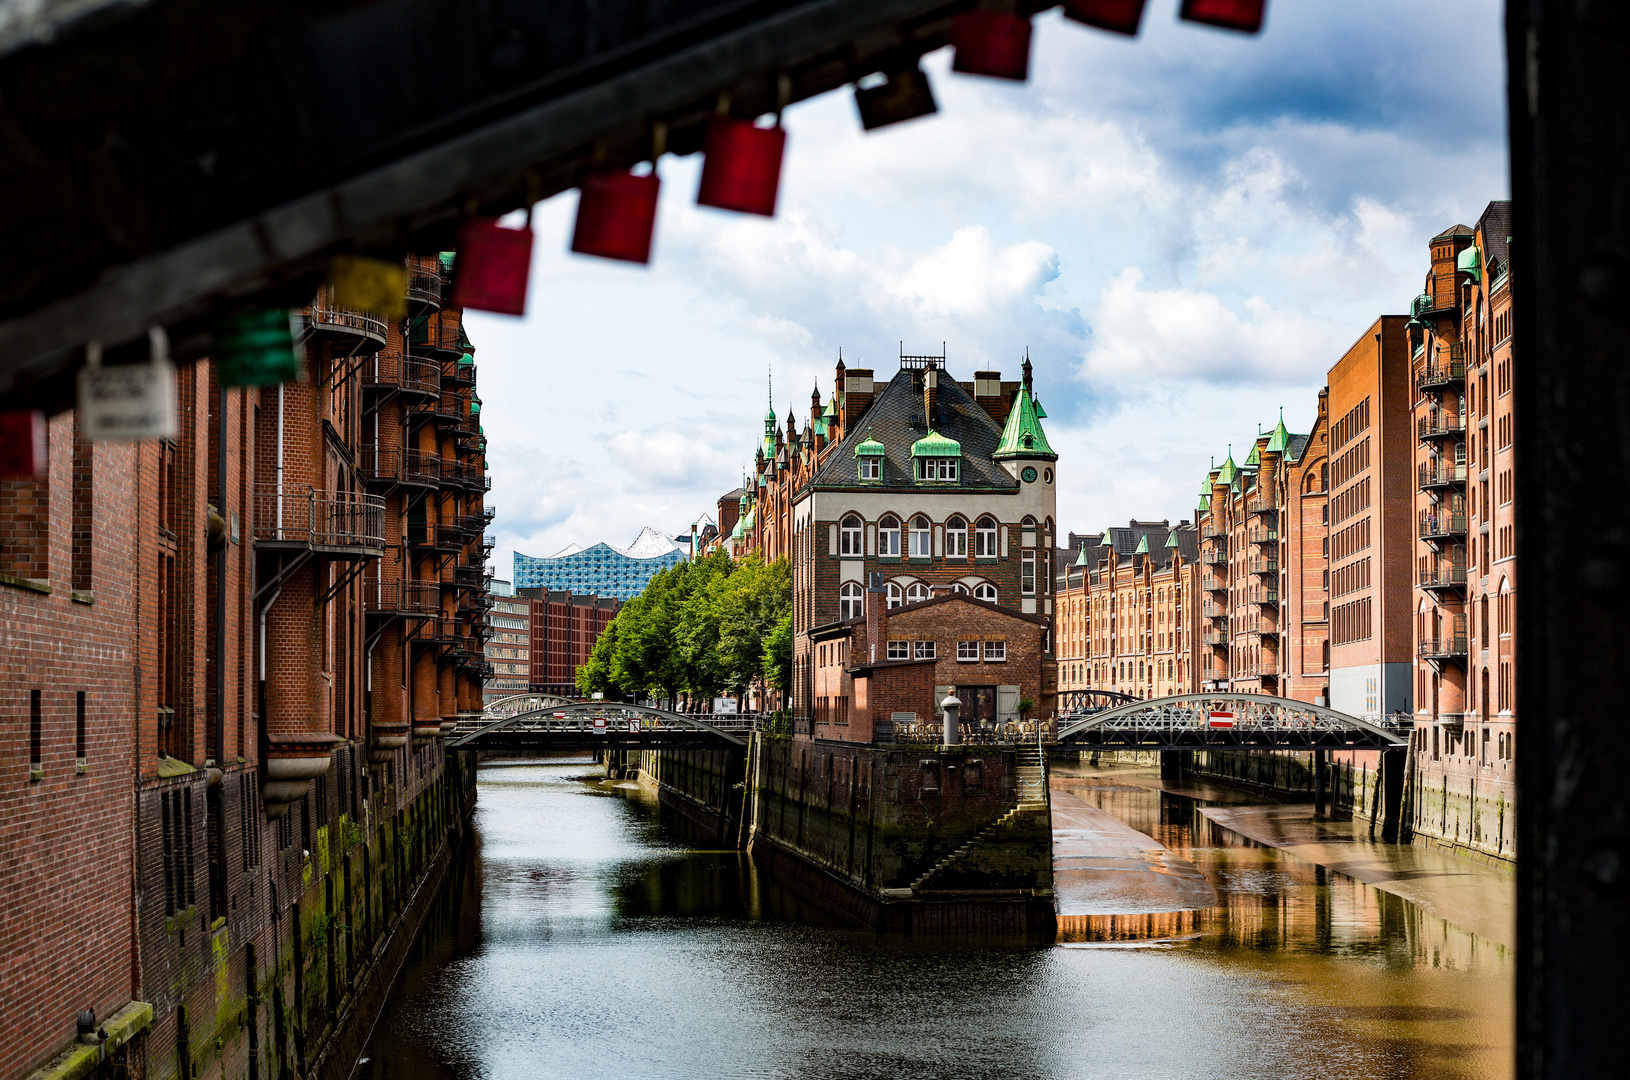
<box><xmin>1208</xmin><ymin>711</ymin><xmax>1236</xmax><ymax>729</ymax></box>
<box><xmin>593</xmin><ymin>716</ymin><xmax>607</xmax><ymax>733</ymax></box>
<box><xmin>627</xmin><ymin>720</ymin><xmax>639</xmax><ymax>733</ymax></box>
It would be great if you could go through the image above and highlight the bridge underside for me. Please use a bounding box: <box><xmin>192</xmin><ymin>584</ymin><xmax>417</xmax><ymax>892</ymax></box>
<box><xmin>457</xmin><ymin>733</ymin><xmax>743</xmax><ymax>753</ymax></box>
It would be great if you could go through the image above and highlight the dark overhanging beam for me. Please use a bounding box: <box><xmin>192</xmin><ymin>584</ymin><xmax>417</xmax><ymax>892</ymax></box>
<box><xmin>1512</xmin><ymin>3</ymin><xmax>1630</xmax><ymax>1075</ymax></box>
<box><xmin>0</xmin><ymin>0</ymin><xmax>988</xmax><ymax>407</ymax></box>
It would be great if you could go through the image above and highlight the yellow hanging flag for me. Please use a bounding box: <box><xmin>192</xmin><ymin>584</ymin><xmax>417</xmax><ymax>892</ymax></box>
<box><xmin>328</xmin><ymin>255</ymin><xmax>408</xmax><ymax>318</ymax></box>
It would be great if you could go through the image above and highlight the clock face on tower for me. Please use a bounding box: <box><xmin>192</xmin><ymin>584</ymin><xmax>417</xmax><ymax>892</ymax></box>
<box><xmin>1021</xmin><ymin>466</ymin><xmax>1038</xmax><ymax>483</ymax></box>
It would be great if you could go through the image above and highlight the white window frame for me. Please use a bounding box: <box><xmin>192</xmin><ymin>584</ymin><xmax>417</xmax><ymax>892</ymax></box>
<box><xmin>839</xmin><ymin>582</ymin><xmax>864</xmax><ymax>620</ymax></box>
<box><xmin>946</xmin><ymin>517</ymin><xmax>968</xmax><ymax>559</ymax></box>
<box><xmin>859</xmin><ymin>457</ymin><xmax>881</xmax><ymax>481</ymax></box>
<box><xmin>906</xmin><ymin>581</ymin><xmax>931</xmax><ymax>604</ymax></box>
<box><xmin>957</xmin><ymin>640</ymin><xmax>979</xmax><ymax>662</ymax></box>
<box><xmin>886</xmin><ymin>582</ymin><xmax>903</xmax><ymax>608</ymax></box>
<box><xmin>975</xmin><ymin>517</ymin><xmax>998</xmax><ymax>558</ymax></box>
<box><xmin>840</xmin><ymin>514</ymin><xmax>863</xmax><ymax>556</ymax></box>
<box><xmin>879</xmin><ymin>517</ymin><xmax>901</xmax><ymax>557</ymax></box>
<box><xmin>910</xmin><ymin>516</ymin><xmax>932</xmax><ymax>557</ymax></box>
<box><xmin>886</xmin><ymin>640</ymin><xmax>910</xmax><ymax>661</ymax></box>
<box><xmin>983</xmin><ymin>640</ymin><xmax>1007</xmax><ymax>662</ymax></box>
<box><xmin>913</xmin><ymin>640</ymin><xmax>937</xmax><ymax>660</ymax></box>
<box><xmin>974</xmin><ymin>582</ymin><xmax>998</xmax><ymax>603</ymax></box>
<box><xmin>1022</xmin><ymin>552</ymin><xmax>1036</xmax><ymax>596</ymax></box>
<box><xmin>916</xmin><ymin>457</ymin><xmax>959</xmax><ymax>482</ymax></box>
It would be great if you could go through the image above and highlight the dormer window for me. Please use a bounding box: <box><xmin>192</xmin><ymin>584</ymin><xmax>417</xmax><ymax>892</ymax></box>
<box><xmin>911</xmin><ymin>429</ymin><xmax>962</xmax><ymax>483</ymax></box>
<box><xmin>916</xmin><ymin>457</ymin><xmax>959</xmax><ymax>482</ymax></box>
<box><xmin>859</xmin><ymin>456</ymin><xmax>881</xmax><ymax>481</ymax></box>
<box><xmin>853</xmin><ymin>431</ymin><xmax>886</xmax><ymax>483</ymax></box>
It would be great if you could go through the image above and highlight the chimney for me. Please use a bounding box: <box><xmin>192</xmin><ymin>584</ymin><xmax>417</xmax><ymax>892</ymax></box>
<box><xmin>923</xmin><ymin>365</ymin><xmax>939</xmax><ymax>429</ymax></box>
<box><xmin>843</xmin><ymin>367</ymin><xmax>875</xmax><ymax>429</ymax></box>
<box><xmin>865</xmin><ymin>572</ymin><xmax>887</xmax><ymax>663</ymax></box>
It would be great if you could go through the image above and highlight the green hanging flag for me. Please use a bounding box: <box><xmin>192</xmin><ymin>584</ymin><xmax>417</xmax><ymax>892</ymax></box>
<box><xmin>213</xmin><ymin>310</ymin><xmax>301</xmax><ymax>387</ymax></box>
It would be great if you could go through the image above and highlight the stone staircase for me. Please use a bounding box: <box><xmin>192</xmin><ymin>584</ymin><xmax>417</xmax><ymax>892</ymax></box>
<box><xmin>909</xmin><ymin>746</ymin><xmax>1050</xmax><ymax>893</ymax></box>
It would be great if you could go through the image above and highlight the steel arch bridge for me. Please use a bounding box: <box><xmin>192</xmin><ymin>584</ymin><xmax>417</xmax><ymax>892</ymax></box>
<box><xmin>450</xmin><ymin>701</ymin><xmax>749</xmax><ymax>752</ymax></box>
<box><xmin>1056</xmin><ymin>689</ymin><xmax>1142</xmax><ymax>713</ymax></box>
<box><xmin>481</xmin><ymin>693</ymin><xmax>581</xmax><ymax>719</ymax></box>
<box><xmin>1055</xmin><ymin>693</ymin><xmax>1408</xmax><ymax>750</ymax></box>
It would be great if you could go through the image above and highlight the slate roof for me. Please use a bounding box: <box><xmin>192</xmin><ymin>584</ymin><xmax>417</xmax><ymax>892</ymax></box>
<box><xmin>810</xmin><ymin>367</ymin><xmax>1019</xmax><ymax>491</ymax></box>
<box><xmin>1476</xmin><ymin>200</ymin><xmax>1514</xmax><ymax>279</ymax></box>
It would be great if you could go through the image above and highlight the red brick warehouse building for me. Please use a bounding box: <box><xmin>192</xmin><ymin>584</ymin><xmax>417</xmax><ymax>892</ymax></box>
<box><xmin>0</xmin><ymin>254</ymin><xmax>490</xmax><ymax>1080</ymax></box>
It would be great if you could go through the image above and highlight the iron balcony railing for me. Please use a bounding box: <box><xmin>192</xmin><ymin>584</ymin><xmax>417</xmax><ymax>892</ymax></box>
<box><xmin>1248</xmin><ymin>588</ymin><xmax>1279</xmax><ymax>606</ymax></box>
<box><xmin>1255</xmin><ymin>621</ymin><xmax>1280</xmax><ymax>637</ymax></box>
<box><xmin>1418</xmin><ymin>413</ymin><xmax>1468</xmax><ymax>440</ymax></box>
<box><xmin>363</xmin><ymin>354</ymin><xmax>441</xmax><ymax>397</ymax></box>
<box><xmin>1204</xmin><ymin>574</ymin><xmax>1228</xmax><ymax>594</ymax></box>
<box><xmin>360</xmin><ymin>447</ymin><xmax>442</xmax><ymax>488</ymax></box>
<box><xmin>1417</xmin><ymin>349</ymin><xmax>1466</xmax><ymax>394</ymax></box>
<box><xmin>1419</xmin><ymin>636</ymin><xmax>1469</xmax><ymax>660</ymax></box>
<box><xmin>443</xmin><ymin>361</ymin><xmax>476</xmax><ymax>388</ymax></box>
<box><xmin>1202</xmin><ymin>524</ymin><xmax>1229</xmax><ymax>540</ymax></box>
<box><xmin>452</xmin><ymin>564</ymin><xmax>487</xmax><ymax>588</ymax></box>
<box><xmin>1419</xmin><ymin>461</ymin><xmax>1468</xmax><ymax>489</ymax></box>
<box><xmin>1248</xmin><ymin>527</ymin><xmax>1278</xmax><ymax>545</ymax></box>
<box><xmin>363</xmin><ymin>580</ymin><xmax>442</xmax><ymax>615</ymax></box>
<box><xmin>308</xmin><ymin>289</ymin><xmax>388</xmax><ymax>344</ymax></box>
<box><xmin>1200</xmin><ymin>551</ymin><xmax>1227</xmax><ymax>566</ymax></box>
<box><xmin>1202</xmin><ymin>631</ymin><xmax>1229</xmax><ymax>647</ymax></box>
<box><xmin>1248</xmin><ymin>496</ymin><xmax>1278</xmax><ymax>517</ymax></box>
<box><xmin>253</xmin><ymin>486</ymin><xmax>385</xmax><ymax>550</ymax></box>
<box><xmin>406</xmin><ymin>261</ymin><xmax>444</xmax><ymax>310</ymax></box>
<box><xmin>1419</xmin><ymin>563</ymin><xmax>1469</xmax><ymax>590</ymax></box>
<box><xmin>1203</xmin><ymin>603</ymin><xmax>1227</xmax><ymax>619</ymax></box>
<box><xmin>1249</xmin><ymin>558</ymin><xmax>1278</xmax><ymax>576</ymax></box>
<box><xmin>1419</xmin><ymin>511</ymin><xmax>1468</xmax><ymax>541</ymax></box>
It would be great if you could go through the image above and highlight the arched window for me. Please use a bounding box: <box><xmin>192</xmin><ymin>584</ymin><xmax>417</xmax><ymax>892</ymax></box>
<box><xmin>952</xmin><ymin>582</ymin><xmax>969</xmax><ymax>595</ymax></box>
<box><xmin>878</xmin><ymin>515</ymin><xmax>901</xmax><ymax>557</ymax></box>
<box><xmin>975</xmin><ymin>516</ymin><xmax>998</xmax><ymax>558</ymax></box>
<box><xmin>906</xmin><ymin>581</ymin><xmax>931</xmax><ymax>604</ymax></box>
<box><xmin>974</xmin><ymin>582</ymin><xmax>997</xmax><ymax>603</ymax></box>
<box><xmin>840</xmin><ymin>514</ymin><xmax>863</xmax><ymax>556</ymax></box>
<box><xmin>946</xmin><ymin>516</ymin><xmax>968</xmax><ymax>559</ymax></box>
<box><xmin>839</xmin><ymin>582</ymin><xmax>863</xmax><ymax>620</ymax></box>
<box><xmin>910</xmin><ymin>515</ymin><xmax>932</xmax><ymax>557</ymax></box>
<box><xmin>886</xmin><ymin>582</ymin><xmax>903</xmax><ymax>609</ymax></box>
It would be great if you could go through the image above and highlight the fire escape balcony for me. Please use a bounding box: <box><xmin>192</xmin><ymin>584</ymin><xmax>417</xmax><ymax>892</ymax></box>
<box><xmin>1419</xmin><ymin>635</ymin><xmax>1469</xmax><ymax>663</ymax></box>
<box><xmin>1202</xmin><ymin>523</ymin><xmax>1229</xmax><ymax>541</ymax></box>
<box><xmin>397</xmin><ymin>356</ymin><xmax>443</xmax><ymax>399</ymax></box>
<box><xmin>363</xmin><ymin>580</ymin><xmax>441</xmax><ymax>618</ymax></box>
<box><xmin>1247</xmin><ymin>497</ymin><xmax>1278</xmax><ymax>518</ymax></box>
<box><xmin>360</xmin><ymin>447</ymin><xmax>442</xmax><ymax>491</ymax></box>
<box><xmin>1202</xmin><ymin>630</ymin><xmax>1229</xmax><ymax>647</ymax></box>
<box><xmin>1416</xmin><ymin>346</ymin><xmax>1466</xmax><ymax>394</ymax></box>
<box><xmin>411</xmin><ymin>310</ymin><xmax>464</xmax><ymax>358</ymax></box>
<box><xmin>1254</xmin><ymin>620</ymin><xmax>1280</xmax><ymax>638</ymax></box>
<box><xmin>1418</xmin><ymin>462</ymin><xmax>1468</xmax><ymax>491</ymax></box>
<box><xmin>443</xmin><ymin>358</ymin><xmax>476</xmax><ymax>388</ymax></box>
<box><xmin>407</xmin><ymin>397</ymin><xmax>468</xmax><ymax>429</ymax></box>
<box><xmin>1418</xmin><ymin>413</ymin><xmax>1468</xmax><ymax>441</ymax></box>
<box><xmin>1412</xmin><ymin>289</ymin><xmax>1461</xmax><ymax>325</ymax></box>
<box><xmin>307</xmin><ymin>289</ymin><xmax>388</xmax><ymax>353</ymax></box>
<box><xmin>1248</xmin><ymin>558</ymin><xmax>1278</xmax><ymax>576</ymax></box>
<box><xmin>1419</xmin><ymin>511</ymin><xmax>1468</xmax><ymax>542</ymax></box>
<box><xmin>452</xmin><ymin>508</ymin><xmax>495</xmax><ymax>535</ymax></box>
<box><xmin>1200</xmin><ymin>551</ymin><xmax>1227</xmax><ymax>567</ymax></box>
<box><xmin>253</xmin><ymin>486</ymin><xmax>386</xmax><ymax>557</ymax></box>
<box><xmin>1248</xmin><ymin>588</ymin><xmax>1279</xmax><ymax>607</ymax></box>
<box><xmin>1247</xmin><ymin>526</ymin><xmax>1278</xmax><ymax>546</ymax></box>
<box><xmin>406</xmin><ymin>258</ymin><xmax>445</xmax><ymax>314</ymax></box>
<box><xmin>1419</xmin><ymin>563</ymin><xmax>1469</xmax><ymax>593</ymax></box>
<box><xmin>1203</xmin><ymin>602</ymin><xmax>1227</xmax><ymax>619</ymax></box>
<box><xmin>451</xmin><ymin>564</ymin><xmax>489</xmax><ymax>589</ymax></box>
<box><xmin>1204</xmin><ymin>573</ymin><xmax>1228</xmax><ymax>594</ymax></box>
<box><xmin>411</xmin><ymin>524</ymin><xmax>465</xmax><ymax>554</ymax></box>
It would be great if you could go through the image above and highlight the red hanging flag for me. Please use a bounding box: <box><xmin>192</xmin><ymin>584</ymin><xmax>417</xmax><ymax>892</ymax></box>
<box><xmin>571</xmin><ymin>170</ymin><xmax>661</xmax><ymax>264</ymax></box>
<box><xmin>952</xmin><ymin>11</ymin><xmax>1033</xmax><ymax>80</ymax></box>
<box><xmin>696</xmin><ymin>117</ymin><xmax>786</xmax><ymax>217</ymax></box>
<box><xmin>451</xmin><ymin>217</ymin><xmax>534</xmax><ymax>315</ymax></box>
<box><xmin>1180</xmin><ymin>0</ymin><xmax>1265</xmax><ymax>32</ymax></box>
<box><xmin>0</xmin><ymin>410</ymin><xmax>46</xmax><ymax>479</ymax></box>
<box><xmin>1063</xmin><ymin>0</ymin><xmax>1146</xmax><ymax>35</ymax></box>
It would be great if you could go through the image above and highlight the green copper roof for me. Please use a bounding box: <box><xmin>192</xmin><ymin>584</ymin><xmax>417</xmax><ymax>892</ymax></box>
<box><xmin>458</xmin><ymin>351</ymin><xmax>474</xmax><ymax>368</ymax></box>
<box><xmin>1216</xmin><ymin>452</ymin><xmax>1238</xmax><ymax>486</ymax></box>
<box><xmin>823</xmin><ymin>399</ymin><xmax>837</xmax><ymax>418</ymax></box>
<box><xmin>994</xmin><ymin>384</ymin><xmax>1057</xmax><ymax>460</ymax></box>
<box><xmin>1033</xmin><ymin>398</ymin><xmax>1047</xmax><ymax>419</ymax></box>
<box><xmin>1074</xmin><ymin>545</ymin><xmax>1091</xmax><ymax>567</ymax></box>
<box><xmin>1164</xmin><ymin>531</ymin><xmax>1179</xmax><ymax>548</ymax></box>
<box><xmin>1457</xmin><ymin>244</ymin><xmax>1481</xmax><ymax>281</ymax></box>
<box><xmin>1198</xmin><ymin>494</ymin><xmax>1210</xmax><ymax>513</ymax></box>
<box><xmin>1244</xmin><ymin>443</ymin><xmax>1260</xmax><ymax>468</ymax></box>
<box><xmin>1266</xmin><ymin>413</ymin><xmax>1290</xmax><ymax>454</ymax></box>
<box><xmin>911</xmin><ymin>429</ymin><xmax>962</xmax><ymax>457</ymax></box>
<box><xmin>854</xmin><ymin>430</ymin><xmax>885</xmax><ymax>457</ymax></box>
<box><xmin>730</xmin><ymin>517</ymin><xmax>745</xmax><ymax>541</ymax></box>
<box><xmin>1134</xmin><ymin>535</ymin><xmax>1149</xmax><ymax>555</ymax></box>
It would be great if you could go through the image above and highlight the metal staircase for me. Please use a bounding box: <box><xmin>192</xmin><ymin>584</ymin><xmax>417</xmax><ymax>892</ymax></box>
<box><xmin>910</xmin><ymin>734</ymin><xmax>1050</xmax><ymax>893</ymax></box>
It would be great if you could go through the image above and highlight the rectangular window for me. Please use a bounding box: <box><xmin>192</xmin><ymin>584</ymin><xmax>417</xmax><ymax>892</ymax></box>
<box><xmin>1022</xmin><ymin>552</ymin><xmax>1036</xmax><ymax>596</ymax></box>
<box><xmin>983</xmin><ymin>640</ymin><xmax>1007</xmax><ymax>661</ymax></box>
<box><xmin>957</xmin><ymin>640</ymin><xmax>979</xmax><ymax>662</ymax></box>
<box><xmin>29</xmin><ymin>688</ymin><xmax>42</xmax><ymax>768</ymax></box>
<box><xmin>860</xmin><ymin>458</ymin><xmax>880</xmax><ymax>480</ymax></box>
<box><xmin>916</xmin><ymin>457</ymin><xmax>959</xmax><ymax>481</ymax></box>
<box><xmin>913</xmin><ymin>640</ymin><xmax>937</xmax><ymax>660</ymax></box>
<box><xmin>75</xmin><ymin>690</ymin><xmax>86</xmax><ymax>762</ymax></box>
<box><xmin>887</xmin><ymin>640</ymin><xmax>910</xmax><ymax>661</ymax></box>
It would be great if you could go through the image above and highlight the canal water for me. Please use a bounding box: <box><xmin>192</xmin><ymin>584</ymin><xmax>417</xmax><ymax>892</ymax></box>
<box><xmin>360</xmin><ymin>760</ymin><xmax>1512</xmax><ymax>1080</ymax></box>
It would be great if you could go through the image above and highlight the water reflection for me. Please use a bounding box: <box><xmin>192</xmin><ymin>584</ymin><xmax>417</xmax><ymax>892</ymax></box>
<box><xmin>362</xmin><ymin>760</ymin><xmax>1511</xmax><ymax>1080</ymax></box>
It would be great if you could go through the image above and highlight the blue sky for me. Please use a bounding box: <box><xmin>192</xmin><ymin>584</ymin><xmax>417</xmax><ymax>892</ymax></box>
<box><xmin>469</xmin><ymin>0</ymin><xmax>1507</xmax><ymax>576</ymax></box>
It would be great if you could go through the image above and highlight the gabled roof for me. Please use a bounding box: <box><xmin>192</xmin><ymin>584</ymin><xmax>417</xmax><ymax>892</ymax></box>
<box><xmin>1433</xmin><ymin>223</ymin><xmax>1475</xmax><ymax>242</ymax></box>
<box><xmin>1265</xmin><ymin>413</ymin><xmax>1290</xmax><ymax>454</ymax></box>
<box><xmin>809</xmin><ymin>368</ymin><xmax>1019</xmax><ymax>491</ymax></box>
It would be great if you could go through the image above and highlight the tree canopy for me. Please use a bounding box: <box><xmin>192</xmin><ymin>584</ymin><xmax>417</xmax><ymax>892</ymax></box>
<box><xmin>576</xmin><ymin>552</ymin><xmax>792</xmax><ymax>702</ymax></box>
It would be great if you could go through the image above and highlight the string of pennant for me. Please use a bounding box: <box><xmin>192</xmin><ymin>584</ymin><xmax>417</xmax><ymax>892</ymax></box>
<box><xmin>0</xmin><ymin>0</ymin><xmax>1262</xmax><ymax>478</ymax></box>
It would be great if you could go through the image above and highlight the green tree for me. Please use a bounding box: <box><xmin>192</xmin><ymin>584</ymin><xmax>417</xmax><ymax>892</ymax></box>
<box><xmin>762</xmin><ymin>609</ymin><xmax>793</xmax><ymax>693</ymax></box>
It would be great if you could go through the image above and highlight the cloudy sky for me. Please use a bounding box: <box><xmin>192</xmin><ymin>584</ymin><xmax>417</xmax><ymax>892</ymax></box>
<box><xmin>469</xmin><ymin>0</ymin><xmax>1507</xmax><ymax>578</ymax></box>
